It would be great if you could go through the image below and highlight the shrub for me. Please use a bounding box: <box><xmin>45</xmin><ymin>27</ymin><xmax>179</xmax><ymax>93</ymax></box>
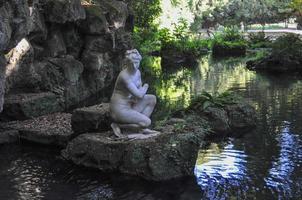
<box><xmin>248</xmin><ymin>32</ymin><xmax>272</xmax><ymax>49</ymax></box>
<box><xmin>132</xmin><ymin>25</ymin><xmax>161</xmax><ymax>55</ymax></box>
<box><xmin>212</xmin><ymin>27</ymin><xmax>247</xmax><ymax>56</ymax></box>
<box><xmin>271</xmin><ymin>33</ymin><xmax>302</xmax><ymax>56</ymax></box>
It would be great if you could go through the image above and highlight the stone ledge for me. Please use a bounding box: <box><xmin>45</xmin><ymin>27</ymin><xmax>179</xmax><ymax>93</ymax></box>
<box><xmin>71</xmin><ymin>103</ymin><xmax>111</xmax><ymax>134</ymax></box>
<box><xmin>63</xmin><ymin>115</ymin><xmax>208</xmax><ymax>181</ymax></box>
<box><xmin>62</xmin><ymin>128</ymin><xmax>205</xmax><ymax>181</ymax></box>
<box><xmin>0</xmin><ymin>113</ymin><xmax>73</xmax><ymax>147</ymax></box>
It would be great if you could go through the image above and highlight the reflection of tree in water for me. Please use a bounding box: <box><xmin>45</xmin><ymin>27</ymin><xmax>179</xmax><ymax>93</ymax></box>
<box><xmin>238</xmin><ymin>74</ymin><xmax>302</xmax><ymax>198</ymax></box>
<box><xmin>141</xmin><ymin>55</ymin><xmax>257</xmax><ymax>121</ymax></box>
<box><xmin>141</xmin><ymin>54</ymin><xmax>302</xmax><ymax>198</ymax></box>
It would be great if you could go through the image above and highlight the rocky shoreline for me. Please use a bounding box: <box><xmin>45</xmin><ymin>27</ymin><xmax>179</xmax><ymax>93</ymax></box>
<box><xmin>0</xmin><ymin>101</ymin><xmax>256</xmax><ymax>181</ymax></box>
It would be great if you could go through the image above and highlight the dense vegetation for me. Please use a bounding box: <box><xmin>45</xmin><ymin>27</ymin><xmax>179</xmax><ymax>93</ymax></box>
<box><xmin>211</xmin><ymin>27</ymin><xmax>247</xmax><ymax>56</ymax></box>
<box><xmin>129</xmin><ymin>0</ymin><xmax>302</xmax><ymax>71</ymax></box>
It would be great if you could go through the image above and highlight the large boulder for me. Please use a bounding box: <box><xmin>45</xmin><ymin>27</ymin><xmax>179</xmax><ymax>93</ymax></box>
<box><xmin>247</xmin><ymin>54</ymin><xmax>302</xmax><ymax>73</ymax></box>
<box><xmin>0</xmin><ymin>113</ymin><xmax>73</xmax><ymax>147</ymax></box>
<box><xmin>0</xmin><ymin>4</ymin><xmax>12</xmax><ymax>52</ymax></box>
<box><xmin>0</xmin><ymin>92</ymin><xmax>62</xmax><ymax>121</ymax></box>
<box><xmin>1</xmin><ymin>0</ymin><xmax>31</xmax><ymax>51</ymax></box>
<box><xmin>28</xmin><ymin>1</ymin><xmax>48</xmax><ymax>42</ymax></box>
<box><xmin>247</xmin><ymin>34</ymin><xmax>302</xmax><ymax>74</ymax></box>
<box><xmin>71</xmin><ymin>103</ymin><xmax>111</xmax><ymax>134</ymax></box>
<box><xmin>0</xmin><ymin>54</ymin><xmax>5</xmax><ymax>112</ymax></box>
<box><xmin>225</xmin><ymin>103</ymin><xmax>257</xmax><ymax>135</ymax></box>
<box><xmin>61</xmin><ymin>24</ymin><xmax>83</xmax><ymax>59</ymax></box>
<box><xmin>5</xmin><ymin>38</ymin><xmax>35</xmax><ymax>93</ymax></box>
<box><xmin>47</xmin><ymin>56</ymin><xmax>84</xmax><ymax>84</ymax></box>
<box><xmin>5</xmin><ymin>0</ymin><xmax>30</xmax><ymax>51</ymax></box>
<box><xmin>63</xmin><ymin>116</ymin><xmax>207</xmax><ymax>181</ymax></box>
<box><xmin>79</xmin><ymin>5</ymin><xmax>109</xmax><ymax>35</ymax></box>
<box><xmin>99</xmin><ymin>0</ymin><xmax>128</xmax><ymax>30</ymax></box>
<box><xmin>200</xmin><ymin>106</ymin><xmax>230</xmax><ymax>135</ymax></box>
<box><xmin>45</xmin><ymin>26</ymin><xmax>67</xmax><ymax>57</ymax></box>
<box><xmin>44</xmin><ymin>0</ymin><xmax>86</xmax><ymax>24</ymax></box>
<box><xmin>81</xmin><ymin>36</ymin><xmax>114</xmax><ymax>71</ymax></box>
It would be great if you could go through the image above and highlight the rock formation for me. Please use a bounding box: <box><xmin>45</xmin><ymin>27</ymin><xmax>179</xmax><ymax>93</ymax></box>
<box><xmin>0</xmin><ymin>0</ymin><xmax>133</xmax><ymax>118</ymax></box>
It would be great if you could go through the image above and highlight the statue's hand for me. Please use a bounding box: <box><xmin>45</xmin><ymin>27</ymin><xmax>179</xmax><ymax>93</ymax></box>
<box><xmin>142</xmin><ymin>83</ymin><xmax>149</xmax><ymax>94</ymax></box>
<box><xmin>143</xmin><ymin>83</ymin><xmax>149</xmax><ymax>89</ymax></box>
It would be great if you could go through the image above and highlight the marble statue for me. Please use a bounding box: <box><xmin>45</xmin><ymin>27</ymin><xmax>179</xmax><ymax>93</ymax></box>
<box><xmin>109</xmin><ymin>49</ymin><xmax>159</xmax><ymax>139</ymax></box>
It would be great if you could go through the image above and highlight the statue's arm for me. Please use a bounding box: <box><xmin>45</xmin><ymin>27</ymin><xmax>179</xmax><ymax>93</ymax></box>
<box><xmin>125</xmin><ymin>79</ymin><xmax>148</xmax><ymax>98</ymax></box>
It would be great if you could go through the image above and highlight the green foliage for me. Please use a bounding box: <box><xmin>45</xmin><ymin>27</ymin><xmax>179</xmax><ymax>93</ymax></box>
<box><xmin>271</xmin><ymin>33</ymin><xmax>302</xmax><ymax>56</ymax></box>
<box><xmin>160</xmin><ymin>19</ymin><xmax>210</xmax><ymax>56</ymax></box>
<box><xmin>245</xmin><ymin>49</ymin><xmax>270</xmax><ymax>63</ymax></box>
<box><xmin>211</xmin><ymin>27</ymin><xmax>247</xmax><ymax>56</ymax></box>
<box><xmin>188</xmin><ymin>91</ymin><xmax>242</xmax><ymax>111</ymax></box>
<box><xmin>132</xmin><ymin>25</ymin><xmax>161</xmax><ymax>54</ymax></box>
<box><xmin>129</xmin><ymin>0</ymin><xmax>161</xmax><ymax>28</ymax></box>
<box><xmin>212</xmin><ymin>27</ymin><xmax>245</xmax><ymax>43</ymax></box>
<box><xmin>222</xmin><ymin>27</ymin><xmax>245</xmax><ymax>41</ymax></box>
<box><xmin>133</xmin><ymin>18</ymin><xmax>210</xmax><ymax>57</ymax></box>
<box><xmin>173</xmin><ymin>18</ymin><xmax>190</xmax><ymax>41</ymax></box>
<box><xmin>248</xmin><ymin>32</ymin><xmax>272</xmax><ymax>49</ymax></box>
<box><xmin>192</xmin><ymin>0</ymin><xmax>293</xmax><ymax>28</ymax></box>
<box><xmin>290</xmin><ymin>0</ymin><xmax>302</xmax><ymax>14</ymax></box>
<box><xmin>247</xmin><ymin>34</ymin><xmax>302</xmax><ymax>68</ymax></box>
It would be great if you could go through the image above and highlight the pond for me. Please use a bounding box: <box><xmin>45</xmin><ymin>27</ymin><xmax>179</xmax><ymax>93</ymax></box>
<box><xmin>1</xmin><ymin>55</ymin><xmax>302</xmax><ymax>200</ymax></box>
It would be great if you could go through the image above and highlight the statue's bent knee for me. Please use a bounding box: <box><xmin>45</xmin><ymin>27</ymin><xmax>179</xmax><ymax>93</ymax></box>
<box><xmin>138</xmin><ymin>118</ymin><xmax>151</xmax><ymax>128</ymax></box>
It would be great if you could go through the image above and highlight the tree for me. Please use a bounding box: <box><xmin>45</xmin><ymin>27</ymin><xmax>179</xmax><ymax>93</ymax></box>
<box><xmin>190</xmin><ymin>0</ymin><xmax>293</xmax><ymax>30</ymax></box>
<box><xmin>128</xmin><ymin>0</ymin><xmax>161</xmax><ymax>28</ymax></box>
<box><xmin>290</xmin><ymin>0</ymin><xmax>302</xmax><ymax>29</ymax></box>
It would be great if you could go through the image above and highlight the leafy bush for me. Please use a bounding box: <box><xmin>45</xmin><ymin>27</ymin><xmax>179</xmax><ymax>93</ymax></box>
<box><xmin>132</xmin><ymin>25</ymin><xmax>161</xmax><ymax>54</ymax></box>
<box><xmin>162</xmin><ymin>19</ymin><xmax>210</xmax><ymax>57</ymax></box>
<box><xmin>246</xmin><ymin>34</ymin><xmax>302</xmax><ymax>72</ymax></box>
<box><xmin>212</xmin><ymin>27</ymin><xmax>247</xmax><ymax>56</ymax></box>
<box><xmin>129</xmin><ymin>0</ymin><xmax>161</xmax><ymax>28</ymax></box>
<box><xmin>133</xmin><ymin>19</ymin><xmax>210</xmax><ymax>58</ymax></box>
<box><xmin>271</xmin><ymin>33</ymin><xmax>302</xmax><ymax>56</ymax></box>
<box><xmin>248</xmin><ymin>32</ymin><xmax>272</xmax><ymax>49</ymax></box>
<box><xmin>246</xmin><ymin>49</ymin><xmax>270</xmax><ymax>63</ymax></box>
<box><xmin>222</xmin><ymin>27</ymin><xmax>244</xmax><ymax>41</ymax></box>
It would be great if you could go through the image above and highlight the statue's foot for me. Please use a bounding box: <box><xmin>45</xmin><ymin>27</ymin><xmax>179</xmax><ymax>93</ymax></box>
<box><xmin>111</xmin><ymin>123</ymin><xmax>125</xmax><ymax>138</ymax></box>
<box><xmin>142</xmin><ymin>128</ymin><xmax>160</xmax><ymax>135</ymax></box>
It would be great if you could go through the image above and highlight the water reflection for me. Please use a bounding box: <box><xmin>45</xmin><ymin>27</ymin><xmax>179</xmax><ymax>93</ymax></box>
<box><xmin>265</xmin><ymin>122</ymin><xmax>302</xmax><ymax>198</ymax></box>
<box><xmin>143</xmin><ymin>55</ymin><xmax>302</xmax><ymax>199</ymax></box>
<box><xmin>194</xmin><ymin>141</ymin><xmax>250</xmax><ymax>199</ymax></box>
<box><xmin>143</xmin><ymin>55</ymin><xmax>257</xmax><ymax>120</ymax></box>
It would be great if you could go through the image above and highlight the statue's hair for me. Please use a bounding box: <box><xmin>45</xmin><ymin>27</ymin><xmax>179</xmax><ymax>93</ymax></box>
<box><xmin>122</xmin><ymin>58</ymin><xmax>132</xmax><ymax>69</ymax></box>
<box><xmin>122</xmin><ymin>49</ymin><xmax>139</xmax><ymax>69</ymax></box>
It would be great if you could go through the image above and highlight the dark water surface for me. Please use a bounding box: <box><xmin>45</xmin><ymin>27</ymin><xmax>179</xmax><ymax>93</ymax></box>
<box><xmin>1</xmin><ymin>55</ymin><xmax>302</xmax><ymax>199</ymax></box>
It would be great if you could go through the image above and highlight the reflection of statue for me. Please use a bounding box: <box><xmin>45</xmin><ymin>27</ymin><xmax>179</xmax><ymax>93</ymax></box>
<box><xmin>110</xmin><ymin>49</ymin><xmax>159</xmax><ymax>138</ymax></box>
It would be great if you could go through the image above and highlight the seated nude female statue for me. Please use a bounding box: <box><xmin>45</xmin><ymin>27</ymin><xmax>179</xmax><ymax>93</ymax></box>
<box><xmin>109</xmin><ymin>49</ymin><xmax>158</xmax><ymax>138</ymax></box>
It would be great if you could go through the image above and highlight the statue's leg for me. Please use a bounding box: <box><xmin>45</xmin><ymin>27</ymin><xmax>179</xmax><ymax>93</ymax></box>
<box><xmin>111</xmin><ymin>123</ymin><xmax>124</xmax><ymax>138</ymax></box>
<box><xmin>133</xmin><ymin>94</ymin><xmax>156</xmax><ymax>117</ymax></box>
<box><xmin>114</xmin><ymin>109</ymin><xmax>151</xmax><ymax>129</ymax></box>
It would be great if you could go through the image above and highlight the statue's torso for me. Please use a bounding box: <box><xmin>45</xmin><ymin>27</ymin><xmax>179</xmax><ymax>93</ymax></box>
<box><xmin>110</xmin><ymin>69</ymin><xmax>141</xmax><ymax>107</ymax></box>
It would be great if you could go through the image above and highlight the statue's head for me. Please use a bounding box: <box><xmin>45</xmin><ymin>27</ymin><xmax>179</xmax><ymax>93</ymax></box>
<box><xmin>125</xmin><ymin>49</ymin><xmax>142</xmax><ymax>69</ymax></box>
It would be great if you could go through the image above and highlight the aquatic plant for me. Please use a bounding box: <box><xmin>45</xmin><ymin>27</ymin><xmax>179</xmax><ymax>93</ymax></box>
<box><xmin>189</xmin><ymin>91</ymin><xmax>242</xmax><ymax>111</ymax></box>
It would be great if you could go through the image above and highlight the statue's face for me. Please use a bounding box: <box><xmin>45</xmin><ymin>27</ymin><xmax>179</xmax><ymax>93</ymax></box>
<box><xmin>125</xmin><ymin>49</ymin><xmax>142</xmax><ymax>69</ymax></box>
